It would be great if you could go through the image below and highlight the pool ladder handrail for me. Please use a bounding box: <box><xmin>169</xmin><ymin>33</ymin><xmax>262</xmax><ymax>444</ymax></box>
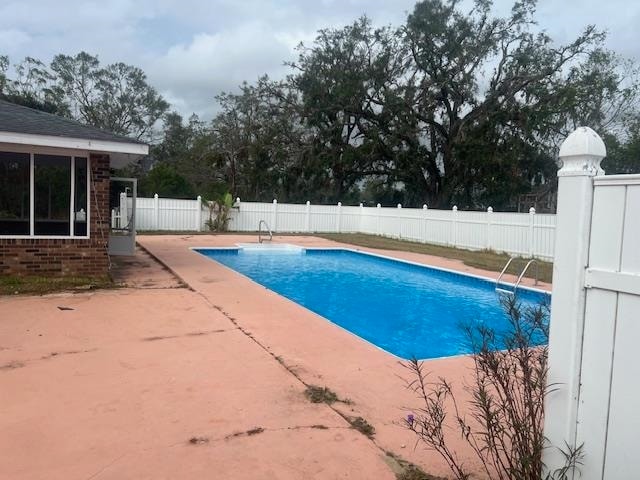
<box><xmin>496</xmin><ymin>257</ymin><xmax>539</xmax><ymax>295</ymax></box>
<box><xmin>258</xmin><ymin>220</ymin><xmax>272</xmax><ymax>243</ymax></box>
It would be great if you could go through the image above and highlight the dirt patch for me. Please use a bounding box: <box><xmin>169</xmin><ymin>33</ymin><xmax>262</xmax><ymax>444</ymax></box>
<box><xmin>110</xmin><ymin>245</ymin><xmax>186</xmax><ymax>289</ymax></box>
<box><xmin>188</xmin><ymin>436</ymin><xmax>210</xmax><ymax>445</ymax></box>
<box><xmin>41</xmin><ymin>349</ymin><xmax>95</xmax><ymax>360</ymax></box>
<box><xmin>304</xmin><ymin>385</ymin><xmax>352</xmax><ymax>405</ymax></box>
<box><xmin>225</xmin><ymin>427</ymin><xmax>265</xmax><ymax>440</ymax></box>
<box><xmin>0</xmin><ymin>361</ymin><xmax>25</xmax><ymax>371</ymax></box>
<box><xmin>347</xmin><ymin>416</ymin><xmax>375</xmax><ymax>438</ymax></box>
<box><xmin>384</xmin><ymin>451</ymin><xmax>445</xmax><ymax>480</ymax></box>
<box><xmin>141</xmin><ymin>329</ymin><xmax>232</xmax><ymax>342</ymax></box>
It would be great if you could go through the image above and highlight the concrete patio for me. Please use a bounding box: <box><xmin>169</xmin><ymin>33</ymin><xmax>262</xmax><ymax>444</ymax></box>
<box><xmin>0</xmin><ymin>234</ymin><xmax>550</xmax><ymax>479</ymax></box>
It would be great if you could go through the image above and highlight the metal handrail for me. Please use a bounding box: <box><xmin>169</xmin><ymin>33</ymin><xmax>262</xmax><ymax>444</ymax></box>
<box><xmin>258</xmin><ymin>220</ymin><xmax>272</xmax><ymax>243</ymax></box>
<box><xmin>514</xmin><ymin>259</ymin><xmax>539</xmax><ymax>292</ymax></box>
<box><xmin>496</xmin><ymin>257</ymin><xmax>539</xmax><ymax>295</ymax></box>
<box><xmin>496</xmin><ymin>257</ymin><xmax>515</xmax><ymax>290</ymax></box>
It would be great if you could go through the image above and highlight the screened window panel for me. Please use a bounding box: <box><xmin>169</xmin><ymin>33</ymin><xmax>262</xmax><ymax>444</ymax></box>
<box><xmin>74</xmin><ymin>157</ymin><xmax>88</xmax><ymax>236</ymax></box>
<box><xmin>34</xmin><ymin>154</ymin><xmax>71</xmax><ymax>236</ymax></box>
<box><xmin>0</xmin><ymin>151</ymin><xmax>30</xmax><ymax>235</ymax></box>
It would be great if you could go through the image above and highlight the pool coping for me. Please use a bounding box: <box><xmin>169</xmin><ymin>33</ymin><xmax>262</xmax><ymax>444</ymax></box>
<box><xmin>191</xmin><ymin>243</ymin><xmax>550</xmax><ymax>361</ymax></box>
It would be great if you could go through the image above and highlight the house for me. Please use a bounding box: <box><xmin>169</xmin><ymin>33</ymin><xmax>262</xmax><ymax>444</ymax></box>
<box><xmin>0</xmin><ymin>100</ymin><xmax>148</xmax><ymax>277</ymax></box>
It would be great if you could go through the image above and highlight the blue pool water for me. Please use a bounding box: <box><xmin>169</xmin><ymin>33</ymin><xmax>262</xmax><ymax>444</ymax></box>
<box><xmin>196</xmin><ymin>247</ymin><xmax>549</xmax><ymax>360</ymax></box>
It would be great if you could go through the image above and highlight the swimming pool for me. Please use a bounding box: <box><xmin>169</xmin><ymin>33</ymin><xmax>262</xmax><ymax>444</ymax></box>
<box><xmin>195</xmin><ymin>246</ymin><xmax>549</xmax><ymax>360</ymax></box>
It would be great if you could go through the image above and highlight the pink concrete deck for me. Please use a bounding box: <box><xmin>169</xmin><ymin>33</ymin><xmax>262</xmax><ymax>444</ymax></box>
<box><xmin>0</xmin><ymin>234</ymin><xmax>549</xmax><ymax>479</ymax></box>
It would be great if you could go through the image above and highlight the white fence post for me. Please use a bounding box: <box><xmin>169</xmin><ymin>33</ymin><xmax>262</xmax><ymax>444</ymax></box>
<box><xmin>195</xmin><ymin>195</ymin><xmax>202</xmax><ymax>232</ymax></box>
<box><xmin>422</xmin><ymin>204</ymin><xmax>428</xmax><ymax>243</ymax></box>
<box><xmin>487</xmin><ymin>206</ymin><xmax>493</xmax><ymax>250</ymax></box>
<box><xmin>153</xmin><ymin>193</ymin><xmax>159</xmax><ymax>230</ymax></box>
<box><xmin>528</xmin><ymin>206</ymin><xmax>536</xmax><ymax>257</ymax></box>
<box><xmin>359</xmin><ymin>202</ymin><xmax>364</xmax><ymax>232</ymax></box>
<box><xmin>305</xmin><ymin>201</ymin><xmax>311</xmax><ymax>232</ymax></box>
<box><xmin>376</xmin><ymin>203</ymin><xmax>381</xmax><ymax>235</ymax></box>
<box><xmin>397</xmin><ymin>204</ymin><xmax>402</xmax><ymax>239</ymax></box>
<box><xmin>451</xmin><ymin>205</ymin><xmax>458</xmax><ymax>247</ymax></box>
<box><xmin>272</xmin><ymin>199</ymin><xmax>278</xmax><ymax>233</ymax></box>
<box><xmin>337</xmin><ymin>202</ymin><xmax>342</xmax><ymax>233</ymax></box>
<box><xmin>543</xmin><ymin>127</ymin><xmax>606</xmax><ymax>475</ymax></box>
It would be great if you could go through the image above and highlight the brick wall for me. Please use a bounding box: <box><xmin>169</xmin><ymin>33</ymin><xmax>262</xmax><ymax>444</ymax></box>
<box><xmin>0</xmin><ymin>154</ymin><xmax>111</xmax><ymax>277</ymax></box>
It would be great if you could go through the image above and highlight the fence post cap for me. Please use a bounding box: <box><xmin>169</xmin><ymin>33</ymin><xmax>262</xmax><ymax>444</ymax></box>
<box><xmin>397</xmin><ymin>203</ymin><xmax>402</xmax><ymax>208</ymax></box>
<box><xmin>529</xmin><ymin>206</ymin><xmax>536</xmax><ymax>214</ymax></box>
<box><xmin>423</xmin><ymin>204</ymin><xmax>428</xmax><ymax>209</ymax></box>
<box><xmin>273</xmin><ymin>199</ymin><xmax>278</xmax><ymax>204</ymax></box>
<box><xmin>359</xmin><ymin>202</ymin><xmax>364</xmax><ymax>207</ymax></box>
<box><xmin>235</xmin><ymin>197</ymin><xmax>240</xmax><ymax>203</ymax></box>
<box><xmin>154</xmin><ymin>193</ymin><xmax>159</xmax><ymax>199</ymax></box>
<box><xmin>487</xmin><ymin>206</ymin><xmax>493</xmax><ymax>213</ymax></box>
<box><xmin>376</xmin><ymin>203</ymin><xmax>381</xmax><ymax>208</ymax></box>
<box><xmin>197</xmin><ymin>195</ymin><xmax>202</xmax><ymax>200</ymax></box>
<box><xmin>453</xmin><ymin>205</ymin><xmax>458</xmax><ymax>211</ymax></box>
<box><xmin>558</xmin><ymin>126</ymin><xmax>606</xmax><ymax>176</ymax></box>
<box><xmin>338</xmin><ymin>202</ymin><xmax>342</xmax><ymax>207</ymax></box>
<box><xmin>306</xmin><ymin>200</ymin><xmax>310</xmax><ymax>205</ymax></box>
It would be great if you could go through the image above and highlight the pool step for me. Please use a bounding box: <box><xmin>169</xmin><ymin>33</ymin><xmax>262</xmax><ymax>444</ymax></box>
<box><xmin>495</xmin><ymin>286</ymin><xmax>515</xmax><ymax>296</ymax></box>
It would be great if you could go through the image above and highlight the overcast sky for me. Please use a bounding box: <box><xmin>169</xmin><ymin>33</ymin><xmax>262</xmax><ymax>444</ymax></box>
<box><xmin>2</xmin><ymin>0</ymin><xmax>639</xmax><ymax>120</ymax></box>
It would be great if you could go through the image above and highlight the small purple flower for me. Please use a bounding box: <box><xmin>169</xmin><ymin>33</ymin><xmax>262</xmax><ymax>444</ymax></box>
<box><xmin>407</xmin><ymin>414</ymin><xmax>414</xmax><ymax>426</ymax></box>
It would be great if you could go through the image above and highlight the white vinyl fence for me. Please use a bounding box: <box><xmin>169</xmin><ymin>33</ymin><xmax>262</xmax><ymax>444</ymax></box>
<box><xmin>544</xmin><ymin>127</ymin><xmax>640</xmax><ymax>479</ymax></box>
<box><xmin>230</xmin><ymin>200</ymin><xmax>556</xmax><ymax>260</ymax></box>
<box><xmin>115</xmin><ymin>194</ymin><xmax>556</xmax><ymax>261</ymax></box>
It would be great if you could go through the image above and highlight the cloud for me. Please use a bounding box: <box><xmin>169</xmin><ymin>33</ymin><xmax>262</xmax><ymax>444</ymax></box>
<box><xmin>0</xmin><ymin>0</ymin><xmax>638</xmax><ymax>121</ymax></box>
<box><xmin>147</xmin><ymin>21</ymin><xmax>296</xmax><ymax>118</ymax></box>
<box><xmin>0</xmin><ymin>29</ymin><xmax>31</xmax><ymax>55</ymax></box>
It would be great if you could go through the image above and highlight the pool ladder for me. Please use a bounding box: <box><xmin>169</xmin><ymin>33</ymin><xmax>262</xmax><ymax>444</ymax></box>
<box><xmin>258</xmin><ymin>220</ymin><xmax>273</xmax><ymax>243</ymax></box>
<box><xmin>496</xmin><ymin>257</ymin><xmax>539</xmax><ymax>295</ymax></box>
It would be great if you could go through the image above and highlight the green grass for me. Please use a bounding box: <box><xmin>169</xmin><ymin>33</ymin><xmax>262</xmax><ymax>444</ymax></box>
<box><xmin>316</xmin><ymin>233</ymin><xmax>553</xmax><ymax>283</ymax></box>
<box><xmin>0</xmin><ymin>275</ymin><xmax>114</xmax><ymax>296</ymax></box>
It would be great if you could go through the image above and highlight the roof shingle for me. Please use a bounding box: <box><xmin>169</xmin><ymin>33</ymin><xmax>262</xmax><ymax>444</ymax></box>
<box><xmin>0</xmin><ymin>99</ymin><xmax>146</xmax><ymax>145</ymax></box>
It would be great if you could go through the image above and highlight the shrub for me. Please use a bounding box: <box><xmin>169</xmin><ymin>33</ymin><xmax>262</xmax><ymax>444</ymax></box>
<box><xmin>403</xmin><ymin>294</ymin><xmax>581</xmax><ymax>480</ymax></box>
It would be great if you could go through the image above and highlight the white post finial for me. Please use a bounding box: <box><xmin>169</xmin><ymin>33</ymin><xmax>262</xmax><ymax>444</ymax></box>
<box><xmin>273</xmin><ymin>199</ymin><xmax>277</xmax><ymax>204</ymax></box>
<box><xmin>376</xmin><ymin>203</ymin><xmax>381</xmax><ymax>208</ymax></box>
<box><xmin>529</xmin><ymin>206</ymin><xmax>536</xmax><ymax>214</ymax></box>
<box><xmin>452</xmin><ymin>205</ymin><xmax>458</xmax><ymax>211</ymax></box>
<box><xmin>558</xmin><ymin>126</ymin><xmax>606</xmax><ymax>177</ymax></box>
<box><xmin>423</xmin><ymin>204</ymin><xmax>428</xmax><ymax>210</ymax></box>
<box><xmin>397</xmin><ymin>203</ymin><xmax>402</xmax><ymax>209</ymax></box>
<box><xmin>306</xmin><ymin>200</ymin><xmax>310</xmax><ymax>206</ymax></box>
<box><xmin>487</xmin><ymin>206</ymin><xmax>493</xmax><ymax>213</ymax></box>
